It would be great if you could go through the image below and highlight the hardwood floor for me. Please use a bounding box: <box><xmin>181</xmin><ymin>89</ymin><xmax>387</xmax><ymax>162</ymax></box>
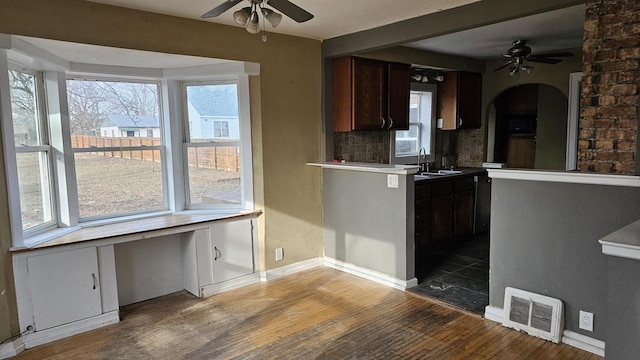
<box><xmin>15</xmin><ymin>267</ymin><xmax>601</xmax><ymax>359</ymax></box>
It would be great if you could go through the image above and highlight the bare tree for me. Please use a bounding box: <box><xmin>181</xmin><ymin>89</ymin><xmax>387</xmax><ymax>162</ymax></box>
<box><xmin>66</xmin><ymin>80</ymin><xmax>108</xmax><ymax>136</ymax></box>
<box><xmin>8</xmin><ymin>70</ymin><xmax>38</xmax><ymax>145</ymax></box>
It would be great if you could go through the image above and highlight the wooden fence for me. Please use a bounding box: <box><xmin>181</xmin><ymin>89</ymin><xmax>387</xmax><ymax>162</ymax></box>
<box><xmin>72</xmin><ymin>135</ymin><xmax>240</xmax><ymax>172</ymax></box>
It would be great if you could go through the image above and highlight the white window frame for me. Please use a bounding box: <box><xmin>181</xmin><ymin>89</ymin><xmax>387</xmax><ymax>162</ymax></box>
<box><xmin>68</xmin><ymin>76</ymin><xmax>168</xmax><ymax>222</ymax></box>
<box><xmin>180</xmin><ymin>78</ymin><xmax>253</xmax><ymax>211</ymax></box>
<box><xmin>1</xmin><ymin>35</ymin><xmax>257</xmax><ymax>247</ymax></box>
<box><xmin>390</xmin><ymin>83</ymin><xmax>437</xmax><ymax>164</ymax></box>
<box><xmin>7</xmin><ymin>67</ymin><xmax>57</xmax><ymax>236</ymax></box>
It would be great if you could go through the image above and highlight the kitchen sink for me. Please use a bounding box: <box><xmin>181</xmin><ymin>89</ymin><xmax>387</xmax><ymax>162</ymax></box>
<box><xmin>419</xmin><ymin>172</ymin><xmax>447</xmax><ymax>176</ymax></box>
<box><xmin>437</xmin><ymin>169</ymin><xmax>463</xmax><ymax>175</ymax></box>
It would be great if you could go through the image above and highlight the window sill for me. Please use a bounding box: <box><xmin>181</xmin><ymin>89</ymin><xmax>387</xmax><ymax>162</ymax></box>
<box><xmin>14</xmin><ymin>209</ymin><xmax>261</xmax><ymax>253</ymax></box>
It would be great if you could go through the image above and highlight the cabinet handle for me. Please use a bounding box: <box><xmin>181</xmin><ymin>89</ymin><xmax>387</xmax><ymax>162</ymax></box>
<box><xmin>214</xmin><ymin>246</ymin><xmax>221</xmax><ymax>261</ymax></box>
<box><xmin>381</xmin><ymin>117</ymin><xmax>386</xmax><ymax>129</ymax></box>
<box><xmin>458</xmin><ymin>118</ymin><xmax>463</xmax><ymax>127</ymax></box>
<box><xmin>91</xmin><ymin>273</ymin><xmax>97</xmax><ymax>290</ymax></box>
<box><xmin>388</xmin><ymin>117</ymin><xmax>394</xmax><ymax>129</ymax></box>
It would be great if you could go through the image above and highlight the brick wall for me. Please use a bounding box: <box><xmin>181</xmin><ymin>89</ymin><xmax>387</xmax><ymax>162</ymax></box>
<box><xmin>579</xmin><ymin>0</ymin><xmax>640</xmax><ymax>173</ymax></box>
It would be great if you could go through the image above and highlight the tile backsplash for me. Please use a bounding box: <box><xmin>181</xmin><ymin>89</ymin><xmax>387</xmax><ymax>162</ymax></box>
<box><xmin>333</xmin><ymin>131</ymin><xmax>390</xmax><ymax>164</ymax></box>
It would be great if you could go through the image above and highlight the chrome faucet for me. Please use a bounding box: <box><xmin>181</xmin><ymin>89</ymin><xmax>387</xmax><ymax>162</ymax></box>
<box><xmin>418</xmin><ymin>147</ymin><xmax>427</xmax><ymax>172</ymax></box>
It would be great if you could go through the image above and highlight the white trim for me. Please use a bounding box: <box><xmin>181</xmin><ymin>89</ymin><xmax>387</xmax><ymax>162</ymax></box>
<box><xmin>201</xmin><ymin>273</ymin><xmax>261</xmax><ymax>297</ymax></box>
<box><xmin>163</xmin><ymin>62</ymin><xmax>258</xmax><ymax>80</ymax></box>
<box><xmin>483</xmin><ymin>306</ymin><xmax>605</xmax><ymax>357</ymax></box>
<box><xmin>260</xmin><ymin>258</ymin><xmax>323</xmax><ymax>281</ymax></box>
<box><xmin>308</xmin><ymin>162</ymin><xmax>419</xmax><ymax>175</ymax></box>
<box><xmin>562</xmin><ymin>330</ymin><xmax>605</xmax><ymax>357</ymax></box>
<box><xmin>601</xmin><ymin>241</ymin><xmax>640</xmax><ymax>261</ymax></box>
<box><xmin>323</xmin><ymin>257</ymin><xmax>418</xmax><ymax>291</ymax></box>
<box><xmin>22</xmin><ymin>311</ymin><xmax>119</xmax><ymax>349</ymax></box>
<box><xmin>599</xmin><ymin>218</ymin><xmax>640</xmax><ymax>261</ymax></box>
<box><xmin>0</xmin><ymin>338</ymin><xmax>25</xmax><ymax>359</ymax></box>
<box><xmin>487</xmin><ymin>169</ymin><xmax>640</xmax><ymax>187</ymax></box>
<box><xmin>484</xmin><ymin>305</ymin><xmax>504</xmax><ymax>323</ymax></box>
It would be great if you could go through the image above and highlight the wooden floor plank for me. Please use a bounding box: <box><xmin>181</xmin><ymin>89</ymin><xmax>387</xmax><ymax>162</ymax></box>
<box><xmin>14</xmin><ymin>267</ymin><xmax>601</xmax><ymax>360</ymax></box>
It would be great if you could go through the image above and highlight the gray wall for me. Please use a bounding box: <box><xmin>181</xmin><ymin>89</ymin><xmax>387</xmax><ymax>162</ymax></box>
<box><xmin>490</xmin><ymin>178</ymin><xmax>640</xmax><ymax>345</ymax></box>
<box><xmin>535</xmin><ymin>85</ymin><xmax>568</xmax><ymax>170</ymax></box>
<box><xmin>322</xmin><ymin>169</ymin><xmax>414</xmax><ymax>281</ymax></box>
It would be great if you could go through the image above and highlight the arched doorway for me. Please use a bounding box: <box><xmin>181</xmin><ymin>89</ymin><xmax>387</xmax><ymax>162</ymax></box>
<box><xmin>488</xmin><ymin>84</ymin><xmax>569</xmax><ymax>170</ymax></box>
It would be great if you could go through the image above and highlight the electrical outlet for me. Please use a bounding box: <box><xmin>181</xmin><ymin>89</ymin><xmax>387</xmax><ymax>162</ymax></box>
<box><xmin>275</xmin><ymin>248</ymin><xmax>284</xmax><ymax>261</ymax></box>
<box><xmin>387</xmin><ymin>174</ymin><xmax>399</xmax><ymax>188</ymax></box>
<box><xmin>579</xmin><ymin>310</ymin><xmax>594</xmax><ymax>331</ymax></box>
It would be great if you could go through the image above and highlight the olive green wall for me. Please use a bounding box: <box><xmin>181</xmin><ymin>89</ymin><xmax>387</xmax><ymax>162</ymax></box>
<box><xmin>0</xmin><ymin>0</ymin><xmax>323</xmax><ymax>340</ymax></box>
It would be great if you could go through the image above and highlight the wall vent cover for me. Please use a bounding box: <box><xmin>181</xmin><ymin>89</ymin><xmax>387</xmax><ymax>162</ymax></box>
<box><xmin>502</xmin><ymin>287</ymin><xmax>564</xmax><ymax>343</ymax></box>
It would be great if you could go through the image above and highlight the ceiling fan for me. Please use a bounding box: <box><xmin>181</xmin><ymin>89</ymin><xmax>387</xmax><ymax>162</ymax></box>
<box><xmin>202</xmin><ymin>0</ymin><xmax>314</xmax><ymax>35</ymax></box>
<box><xmin>494</xmin><ymin>40</ymin><xmax>573</xmax><ymax>76</ymax></box>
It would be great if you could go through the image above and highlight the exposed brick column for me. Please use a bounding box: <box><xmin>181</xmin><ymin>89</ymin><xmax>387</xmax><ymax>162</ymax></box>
<box><xmin>579</xmin><ymin>0</ymin><xmax>640</xmax><ymax>174</ymax></box>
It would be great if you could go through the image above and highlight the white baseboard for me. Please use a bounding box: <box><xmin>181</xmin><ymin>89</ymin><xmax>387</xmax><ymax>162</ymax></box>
<box><xmin>22</xmin><ymin>311</ymin><xmax>119</xmax><ymax>349</ymax></box>
<box><xmin>562</xmin><ymin>330</ymin><xmax>605</xmax><ymax>357</ymax></box>
<box><xmin>323</xmin><ymin>257</ymin><xmax>417</xmax><ymax>291</ymax></box>
<box><xmin>260</xmin><ymin>257</ymin><xmax>323</xmax><ymax>281</ymax></box>
<box><xmin>201</xmin><ymin>273</ymin><xmax>262</xmax><ymax>297</ymax></box>
<box><xmin>0</xmin><ymin>338</ymin><xmax>25</xmax><ymax>359</ymax></box>
<box><xmin>484</xmin><ymin>305</ymin><xmax>504</xmax><ymax>323</ymax></box>
<box><xmin>483</xmin><ymin>306</ymin><xmax>605</xmax><ymax>357</ymax></box>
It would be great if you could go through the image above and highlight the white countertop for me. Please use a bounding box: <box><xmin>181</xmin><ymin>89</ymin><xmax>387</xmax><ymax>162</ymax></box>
<box><xmin>487</xmin><ymin>169</ymin><xmax>640</xmax><ymax>187</ymax></box>
<box><xmin>600</xmin><ymin>218</ymin><xmax>640</xmax><ymax>261</ymax></box>
<box><xmin>307</xmin><ymin>162</ymin><xmax>419</xmax><ymax>175</ymax></box>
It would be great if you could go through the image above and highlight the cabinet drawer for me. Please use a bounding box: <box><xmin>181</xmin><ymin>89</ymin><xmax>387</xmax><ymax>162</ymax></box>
<box><xmin>454</xmin><ymin>176</ymin><xmax>474</xmax><ymax>192</ymax></box>
<box><xmin>415</xmin><ymin>212</ymin><xmax>431</xmax><ymax>229</ymax></box>
<box><xmin>415</xmin><ymin>198</ymin><xmax>431</xmax><ymax>213</ymax></box>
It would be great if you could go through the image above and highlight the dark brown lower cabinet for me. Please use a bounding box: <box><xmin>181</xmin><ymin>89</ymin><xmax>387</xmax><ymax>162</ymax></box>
<box><xmin>414</xmin><ymin>175</ymin><xmax>476</xmax><ymax>260</ymax></box>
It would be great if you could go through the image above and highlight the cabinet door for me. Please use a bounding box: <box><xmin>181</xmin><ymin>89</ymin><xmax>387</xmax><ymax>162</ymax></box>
<box><xmin>431</xmin><ymin>194</ymin><xmax>453</xmax><ymax>248</ymax></box>
<box><xmin>28</xmin><ymin>247</ymin><xmax>102</xmax><ymax>331</ymax></box>
<box><xmin>352</xmin><ymin>57</ymin><xmax>386</xmax><ymax>130</ymax></box>
<box><xmin>387</xmin><ymin>62</ymin><xmax>410</xmax><ymax>130</ymax></box>
<box><xmin>457</xmin><ymin>72</ymin><xmax>482</xmax><ymax>129</ymax></box>
<box><xmin>453</xmin><ymin>190</ymin><xmax>475</xmax><ymax>237</ymax></box>
<box><xmin>437</xmin><ymin>71</ymin><xmax>459</xmax><ymax>130</ymax></box>
<box><xmin>211</xmin><ymin>219</ymin><xmax>255</xmax><ymax>284</ymax></box>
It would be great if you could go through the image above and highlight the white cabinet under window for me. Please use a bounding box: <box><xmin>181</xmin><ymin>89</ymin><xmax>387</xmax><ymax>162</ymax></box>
<box><xmin>27</xmin><ymin>247</ymin><xmax>102</xmax><ymax>330</ymax></box>
<box><xmin>191</xmin><ymin>218</ymin><xmax>256</xmax><ymax>296</ymax></box>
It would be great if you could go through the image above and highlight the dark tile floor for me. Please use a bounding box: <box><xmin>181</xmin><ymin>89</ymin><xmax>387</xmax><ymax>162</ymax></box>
<box><xmin>410</xmin><ymin>233</ymin><xmax>489</xmax><ymax>314</ymax></box>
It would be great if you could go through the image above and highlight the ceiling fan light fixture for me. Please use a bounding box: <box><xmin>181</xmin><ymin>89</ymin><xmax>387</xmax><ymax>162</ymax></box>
<box><xmin>246</xmin><ymin>10</ymin><xmax>260</xmax><ymax>34</ymax></box>
<box><xmin>434</xmin><ymin>74</ymin><xmax>444</xmax><ymax>82</ymax></box>
<box><xmin>233</xmin><ymin>7</ymin><xmax>251</xmax><ymax>25</ymax></box>
<box><xmin>509</xmin><ymin>66</ymin><xmax>518</xmax><ymax>76</ymax></box>
<box><xmin>261</xmin><ymin>7</ymin><xmax>283</xmax><ymax>28</ymax></box>
<box><xmin>521</xmin><ymin>65</ymin><xmax>533</xmax><ymax>74</ymax></box>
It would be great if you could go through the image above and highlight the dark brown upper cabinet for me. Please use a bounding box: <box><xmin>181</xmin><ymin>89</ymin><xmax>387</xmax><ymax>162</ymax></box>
<box><xmin>333</xmin><ymin>56</ymin><xmax>409</xmax><ymax>132</ymax></box>
<box><xmin>436</xmin><ymin>71</ymin><xmax>482</xmax><ymax>130</ymax></box>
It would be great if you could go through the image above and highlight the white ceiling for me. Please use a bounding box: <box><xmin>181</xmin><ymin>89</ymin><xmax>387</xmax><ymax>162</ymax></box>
<box><xmin>86</xmin><ymin>0</ymin><xmax>481</xmax><ymax>40</ymax></box>
<box><xmin>405</xmin><ymin>5</ymin><xmax>585</xmax><ymax>60</ymax></box>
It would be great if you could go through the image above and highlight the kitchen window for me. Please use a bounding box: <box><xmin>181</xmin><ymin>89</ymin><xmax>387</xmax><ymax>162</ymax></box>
<box><xmin>390</xmin><ymin>83</ymin><xmax>437</xmax><ymax>164</ymax></box>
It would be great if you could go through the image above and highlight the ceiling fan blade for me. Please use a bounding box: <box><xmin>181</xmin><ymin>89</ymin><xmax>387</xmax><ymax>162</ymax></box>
<box><xmin>527</xmin><ymin>56</ymin><xmax>562</xmax><ymax>64</ymax></box>
<box><xmin>267</xmin><ymin>0</ymin><xmax>314</xmax><ymax>22</ymax></box>
<box><xmin>493</xmin><ymin>62</ymin><xmax>513</xmax><ymax>72</ymax></box>
<box><xmin>532</xmin><ymin>52</ymin><xmax>574</xmax><ymax>58</ymax></box>
<box><xmin>201</xmin><ymin>0</ymin><xmax>243</xmax><ymax>18</ymax></box>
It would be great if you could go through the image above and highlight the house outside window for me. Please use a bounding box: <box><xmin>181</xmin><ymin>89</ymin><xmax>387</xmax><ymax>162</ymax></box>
<box><xmin>147</xmin><ymin>129</ymin><xmax>154</xmax><ymax>137</ymax></box>
<box><xmin>214</xmin><ymin>121</ymin><xmax>230</xmax><ymax>138</ymax></box>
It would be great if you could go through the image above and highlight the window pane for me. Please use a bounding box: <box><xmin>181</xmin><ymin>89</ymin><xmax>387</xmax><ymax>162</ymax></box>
<box><xmin>9</xmin><ymin>71</ymin><xmax>44</xmax><ymax>147</ymax></box>
<box><xmin>395</xmin><ymin>91</ymin><xmax>433</xmax><ymax>157</ymax></box>
<box><xmin>185</xmin><ymin>84</ymin><xmax>239</xmax><ymax>141</ymax></box>
<box><xmin>16</xmin><ymin>152</ymin><xmax>53</xmax><ymax>230</ymax></box>
<box><xmin>75</xmin><ymin>153</ymin><xmax>164</xmax><ymax>218</ymax></box>
<box><xmin>67</xmin><ymin>79</ymin><xmax>165</xmax><ymax>219</ymax></box>
<box><xmin>186</xmin><ymin>147</ymin><xmax>241</xmax><ymax>205</ymax></box>
<box><xmin>184</xmin><ymin>83</ymin><xmax>242</xmax><ymax>208</ymax></box>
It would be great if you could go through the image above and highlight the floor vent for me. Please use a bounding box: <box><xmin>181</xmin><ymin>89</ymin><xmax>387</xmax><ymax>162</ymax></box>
<box><xmin>502</xmin><ymin>287</ymin><xmax>564</xmax><ymax>343</ymax></box>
